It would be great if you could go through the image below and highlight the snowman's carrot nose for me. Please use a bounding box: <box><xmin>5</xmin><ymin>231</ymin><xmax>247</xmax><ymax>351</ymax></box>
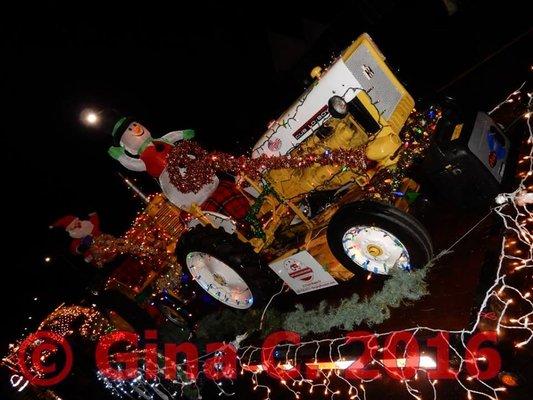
<box><xmin>133</xmin><ymin>125</ymin><xmax>143</xmax><ymax>135</ymax></box>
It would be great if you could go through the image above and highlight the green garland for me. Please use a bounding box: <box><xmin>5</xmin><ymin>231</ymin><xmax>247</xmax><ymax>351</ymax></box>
<box><xmin>244</xmin><ymin>181</ymin><xmax>282</xmax><ymax>239</ymax></box>
<box><xmin>196</xmin><ymin>264</ymin><xmax>430</xmax><ymax>340</ymax></box>
<box><xmin>282</xmin><ymin>266</ymin><xmax>428</xmax><ymax>334</ymax></box>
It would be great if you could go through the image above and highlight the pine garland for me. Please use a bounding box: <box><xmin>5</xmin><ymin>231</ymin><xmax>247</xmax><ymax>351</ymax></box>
<box><xmin>282</xmin><ymin>267</ymin><xmax>428</xmax><ymax>334</ymax></box>
<box><xmin>196</xmin><ymin>265</ymin><xmax>429</xmax><ymax>340</ymax></box>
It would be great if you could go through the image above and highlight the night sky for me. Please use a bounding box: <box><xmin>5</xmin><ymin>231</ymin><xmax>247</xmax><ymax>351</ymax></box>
<box><xmin>2</xmin><ymin>0</ymin><xmax>531</xmax><ymax>396</ymax></box>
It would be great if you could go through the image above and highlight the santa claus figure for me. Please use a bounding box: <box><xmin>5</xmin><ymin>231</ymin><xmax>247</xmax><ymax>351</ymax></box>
<box><xmin>107</xmin><ymin>117</ymin><xmax>220</xmax><ymax>210</ymax></box>
<box><xmin>50</xmin><ymin>213</ymin><xmax>101</xmax><ymax>262</ymax></box>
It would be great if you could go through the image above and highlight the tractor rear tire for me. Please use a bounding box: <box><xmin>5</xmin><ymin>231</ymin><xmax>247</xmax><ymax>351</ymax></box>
<box><xmin>175</xmin><ymin>225</ymin><xmax>274</xmax><ymax>310</ymax></box>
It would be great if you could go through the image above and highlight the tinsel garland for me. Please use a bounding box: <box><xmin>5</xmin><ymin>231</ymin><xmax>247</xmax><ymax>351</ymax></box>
<box><xmin>166</xmin><ymin>141</ymin><xmax>368</xmax><ymax>194</ymax></box>
<box><xmin>196</xmin><ymin>265</ymin><xmax>429</xmax><ymax>340</ymax></box>
<box><xmin>166</xmin><ymin>106</ymin><xmax>438</xmax><ymax>200</ymax></box>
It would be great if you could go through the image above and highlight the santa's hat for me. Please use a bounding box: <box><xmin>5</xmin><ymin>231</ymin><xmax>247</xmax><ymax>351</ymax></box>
<box><xmin>50</xmin><ymin>215</ymin><xmax>77</xmax><ymax>230</ymax></box>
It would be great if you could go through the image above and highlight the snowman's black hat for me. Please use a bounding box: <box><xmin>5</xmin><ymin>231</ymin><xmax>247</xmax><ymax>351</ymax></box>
<box><xmin>111</xmin><ymin>116</ymin><xmax>135</xmax><ymax>145</ymax></box>
<box><xmin>95</xmin><ymin>109</ymin><xmax>135</xmax><ymax>145</ymax></box>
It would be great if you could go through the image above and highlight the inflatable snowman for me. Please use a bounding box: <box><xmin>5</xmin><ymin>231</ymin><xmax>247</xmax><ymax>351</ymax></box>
<box><xmin>107</xmin><ymin>117</ymin><xmax>219</xmax><ymax>210</ymax></box>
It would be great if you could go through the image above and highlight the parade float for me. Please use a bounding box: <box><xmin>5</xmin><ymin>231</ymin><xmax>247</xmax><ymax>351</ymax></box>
<box><xmin>4</xmin><ymin>31</ymin><xmax>531</xmax><ymax>400</ymax></box>
<box><xmin>17</xmin><ymin>31</ymin><xmax>513</xmax><ymax>361</ymax></box>
<box><xmin>100</xmin><ymin>33</ymin><xmax>508</xmax><ymax>322</ymax></box>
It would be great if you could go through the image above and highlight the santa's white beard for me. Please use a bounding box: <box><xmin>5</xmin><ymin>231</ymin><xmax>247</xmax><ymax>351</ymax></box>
<box><xmin>68</xmin><ymin>221</ymin><xmax>94</xmax><ymax>239</ymax></box>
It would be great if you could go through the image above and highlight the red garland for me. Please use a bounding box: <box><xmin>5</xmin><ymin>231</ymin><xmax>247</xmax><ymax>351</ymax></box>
<box><xmin>166</xmin><ymin>141</ymin><xmax>368</xmax><ymax>194</ymax></box>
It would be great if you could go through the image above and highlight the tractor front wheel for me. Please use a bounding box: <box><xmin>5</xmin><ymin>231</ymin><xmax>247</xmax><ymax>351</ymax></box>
<box><xmin>326</xmin><ymin>200</ymin><xmax>433</xmax><ymax>275</ymax></box>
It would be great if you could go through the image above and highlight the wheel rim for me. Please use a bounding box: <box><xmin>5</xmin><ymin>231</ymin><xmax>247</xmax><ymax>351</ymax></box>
<box><xmin>342</xmin><ymin>225</ymin><xmax>411</xmax><ymax>275</ymax></box>
<box><xmin>185</xmin><ymin>251</ymin><xmax>254</xmax><ymax>309</ymax></box>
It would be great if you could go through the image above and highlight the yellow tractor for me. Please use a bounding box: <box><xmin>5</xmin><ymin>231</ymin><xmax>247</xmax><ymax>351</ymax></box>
<box><xmin>169</xmin><ymin>34</ymin><xmax>435</xmax><ymax>311</ymax></box>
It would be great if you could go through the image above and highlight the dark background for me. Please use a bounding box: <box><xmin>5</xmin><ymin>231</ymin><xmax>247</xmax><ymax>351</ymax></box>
<box><xmin>2</xmin><ymin>0</ymin><xmax>531</xmax><ymax>398</ymax></box>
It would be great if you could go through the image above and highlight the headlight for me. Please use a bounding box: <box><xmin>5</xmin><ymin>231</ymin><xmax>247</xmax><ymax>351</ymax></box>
<box><xmin>328</xmin><ymin>95</ymin><xmax>348</xmax><ymax>119</ymax></box>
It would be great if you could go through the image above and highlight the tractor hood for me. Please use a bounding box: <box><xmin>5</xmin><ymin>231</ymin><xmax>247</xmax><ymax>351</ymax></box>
<box><xmin>252</xmin><ymin>58</ymin><xmax>361</xmax><ymax>158</ymax></box>
<box><xmin>252</xmin><ymin>33</ymin><xmax>414</xmax><ymax>159</ymax></box>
